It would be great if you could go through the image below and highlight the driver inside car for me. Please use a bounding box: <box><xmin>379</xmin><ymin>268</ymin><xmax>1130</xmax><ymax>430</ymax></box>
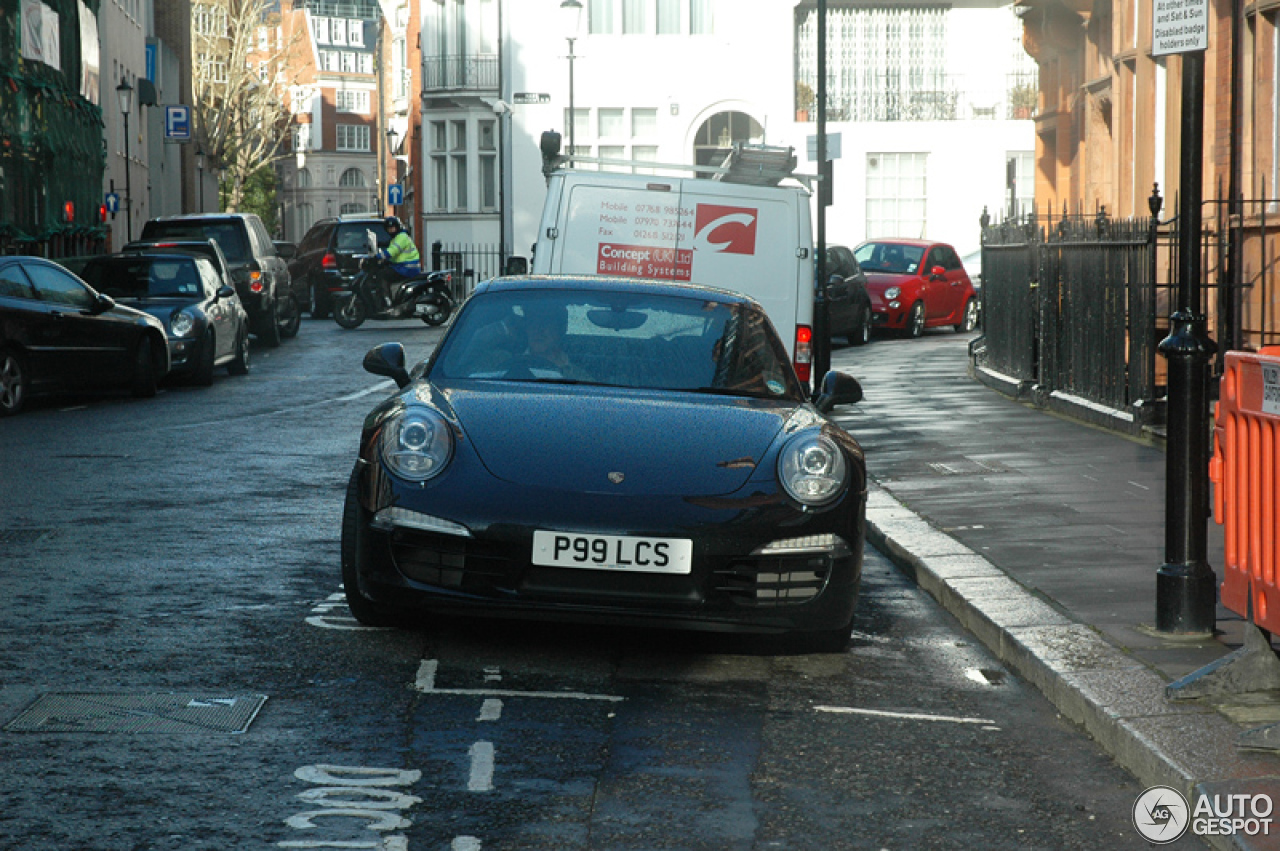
<box><xmin>514</xmin><ymin>301</ymin><xmax>592</xmax><ymax>381</ymax></box>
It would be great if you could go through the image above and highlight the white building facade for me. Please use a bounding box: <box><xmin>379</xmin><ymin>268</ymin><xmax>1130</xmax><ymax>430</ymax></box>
<box><xmin>418</xmin><ymin>0</ymin><xmax>1036</xmax><ymax>276</ymax></box>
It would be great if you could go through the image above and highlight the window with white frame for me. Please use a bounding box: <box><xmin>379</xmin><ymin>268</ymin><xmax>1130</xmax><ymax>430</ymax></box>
<box><xmin>1007</xmin><ymin>150</ymin><xmax>1034</xmax><ymax>217</ymax></box>
<box><xmin>297</xmin><ymin>168</ymin><xmax>312</xmax><ymax>187</ymax></box>
<box><xmin>690</xmin><ymin>0</ymin><xmax>712</xmax><ymax>33</ymax></box>
<box><xmin>293</xmin><ymin>125</ymin><xmax>312</xmax><ymax>151</ymax></box>
<box><xmin>341</xmin><ymin>202</ymin><xmax>368</xmax><ymax>214</ymax></box>
<box><xmin>588</xmin><ymin>0</ymin><xmax>615</xmax><ymax>34</ymax></box>
<box><xmin>312</xmin><ymin>15</ymin><xmax>330</xmax><ymax>44</ymax></box>
<box><xmin>427</xmin><ymin>116</ymin><xmax>499</xmax><ymax>213</ymax></box>
<box><xmin>198</xmin><ymin>53</ymin><xmax>227</xmax><ymax>84</ymax></box>
<box><xmin>336</xmin><ymin>90</ymin><xmax>370</xmax><ymax>114</ymax></box>
<box><xmin>349</xmin><ymin>20</ymin><xmax>364</xmax><ymax>47</ymax></box>
<box><xmin>359</xmin><ymin>54</ymin><xmax>373</xmax><ymax>74</ymax></box>
<box><xmin>632</xmin><ymin>107</ymin><xmax>657</xmax><ymax>137</ymax></box>
<box><xmin>866</xmin><ymin>152</ymin><xmax>928</xmax><ymax>238</ymax></box>
<box><xmin>633</xmin><ymin>145</ymin><xmax>659</xmax><ymax>173</ymax></box>
<box><xmin>336</xmin><ymin>124</ymin><xmax>371</xmax><ymax>151</ymax></box>
<box><xmin>589</xmin><ymin>0</ymin><xmax>711</xmax><ymax>35</ymax></box>
<box><xmin>622</xmin><ymin>0</ymin><xmax>647</xmax><ymax>33</ymax></box>
<box><xmin>321</xmin><ymin>50</ymin><xmax>339</xmax><ymax>72</ymax></box>
<box><xmin>341</xmin><ymin>52</ymin><xmax>356</xmax><ymax>73</ymax></box>
<box><xmin>598</xmin><ymin>108</ymin><xmax>625</xmax><ymax>138</ymax></box>
<box><xmin>258</xmin><ymin>26</ymin><xmax>268</xmax><ymax>50</ymax></box>
<box><xmin>339</xmin><ymin>168</ymin><xmax>367</xmax><ymax>187</ymax></box>
<box><xmin>656</xmin><ymin>0</ymin><xmax>679</xmax><ymax>33</ymax></box>
<box><xmin>331</xmin><ymin>18</ymin><xmax>347</xmax><ymax>45</ymax></box>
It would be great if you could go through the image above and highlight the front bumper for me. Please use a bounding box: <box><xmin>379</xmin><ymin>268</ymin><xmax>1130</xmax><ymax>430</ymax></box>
<box><xmin>351</xmin><ymin>462</ymin><xmax>865</xmax><ymax>636</ymax></box>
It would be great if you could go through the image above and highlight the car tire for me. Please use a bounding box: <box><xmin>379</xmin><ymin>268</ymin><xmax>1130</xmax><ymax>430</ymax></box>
<box><xmin>278</xmin><ymin>294</ymin><xmax>302</xmax><ymax>339</ymax></box>
<box><xmin>192</xmin><ymin>330</ymin><xmax>216</xmax><ymax>386</ymax></box>
<box><xmin>906</xmin><ymin>302</ymin><xmax>926</xmax><ymax>339</ymax></box>
<box><xmin>0</xmin><ymin>348</ymin><xmax>29</xmax><ymax>417</ymax></box>
<box><xmin>256</xmin><ymin>299</ymin><xmax>282</xmax><ymax>348</ymax></box>
<box><xmin>792</xmin><ymin>611</ymin><xmax>856</xmax><ymax>654</ymax></box>
<box><xmin>131</xmin><ymin>336</ymin><xmax>159</xmax><ymax>398</ymax></box>
<box><xmin>341</xmin><ymin>467</ymin><xmax>411</xmax><ymax>628</ymax></box>
<box><xmin>849</xmin><ymin>304</ymin><xmax>871</xmax><ymax>347</ymax></box>
<box><xmin>309</xmin><ymin>280</ymin><xmax>330</xmax><ymax>320</ymax></box>
<box><xmin>333</xmin><ymin>295</ymin><xmax>367</xmax><ymax>329</ymax></box>
<box><xmin>228</xmin><ymin>329</ymin><xmax>250</xmax><ymax>376</ymax></box>
<box><xmin>955</xmin><ymin>297</ymin><xmax>979</xmax><ymax>333</ymax></box>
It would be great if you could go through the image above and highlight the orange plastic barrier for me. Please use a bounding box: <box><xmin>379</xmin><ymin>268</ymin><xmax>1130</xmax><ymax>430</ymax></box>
<box><xmin>1211</xmin><ymin>347</ymin><xmax>1280</xmax><ymax>630</ymax></box>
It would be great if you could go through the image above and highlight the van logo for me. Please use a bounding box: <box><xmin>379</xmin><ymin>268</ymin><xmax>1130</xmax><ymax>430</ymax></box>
<box><xmin>693</xmin><ymin>204</ymin><xmax>758</xmax><ymax>255</ymax></box>
<box><xmin>608</xmin><ymin>472</ymin><xmax>625</xmax><ymax>484</ymax></box>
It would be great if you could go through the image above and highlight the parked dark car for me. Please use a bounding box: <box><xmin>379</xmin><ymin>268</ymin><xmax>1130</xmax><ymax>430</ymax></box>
<box><xmin>139</xmin><ymin>213</ymin><xmax>299</xmax><ymax>347</ymax></box>
<box><xmin>0</xmin><ymin>256</ymin><xmax>169</xmax><ymax>416</ymax></box>
<box><xmin>290</xmin><ymin>215</ymin><xmax>402</xmax><ymax>319</ymax></box>
<box><xmin>854</xmin><ymin>239</ymin><xmax>979</xmax><ymax>337</ymax></box>
<box><xmin>79</xmin><ymin>253</ymin><xmax>250</xmax><ymax>385</ymax></box>
<box><xmin>821</xmin><ymin>244</ymin><xmax>873</xmax><ymax>346</ymax></box>
<box><xmin>342</xmin><ymin>276</ymin><xmax>868</xmax><ymax>651</ymax></box>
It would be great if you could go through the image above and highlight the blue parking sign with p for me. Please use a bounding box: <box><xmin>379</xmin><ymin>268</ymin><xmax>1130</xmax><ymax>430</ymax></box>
<box><xmin>165</xmin><ymin>106</ymin><xmax>192</xmax><ymax>141</ymax></box>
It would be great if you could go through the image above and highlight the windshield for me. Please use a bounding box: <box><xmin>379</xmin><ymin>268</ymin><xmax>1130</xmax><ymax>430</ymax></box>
<box><xmin>431</xmin><ymin>288</ymin><xmax>804</xmax><ymax>400</ymax></box>
<box><xmin>82</xmin><ymin>257</ymin><xmax>204</xmax><ymax>299</ymax></box>
<box><xmin>335</xmin><ymin>223</ymin><xmax>389</xmax><ymax>252</ymax></box>
<box><xmin>854</xmin><ymin>242</ymin><xmax>925</xmax><ymax>275</ymax></box>
<box><xmin>142</xmin><ymin>221</ymin><xmax>250</xmax><ymax>262</ymax></box>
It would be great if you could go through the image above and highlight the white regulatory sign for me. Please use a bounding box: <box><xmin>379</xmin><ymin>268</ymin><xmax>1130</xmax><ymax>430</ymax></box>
<box><xmin>1263</xmin><ymin>364</ymin><xmax>1280</xmax><ymax>416</ymax></box>
<box><xmin>1152</xmin><ymin>0</ymin><xmax>1209</xmax><ymax>56</ymax></box>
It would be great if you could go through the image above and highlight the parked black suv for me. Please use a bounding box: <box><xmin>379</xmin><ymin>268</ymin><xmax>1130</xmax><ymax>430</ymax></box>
<box><xmin>139</xmin><ymin>213</ymin><xmax>300</xmax><ymax>347</ymax></box>
<box><xmin>821</xmin><ymin>244</ymin><xmax>873</xmax><ymax>346</ymax></box>
<box><xmin>290</xmin><ymin>215</ymin><xmax>401</xmax><ymax>319</ymax></box>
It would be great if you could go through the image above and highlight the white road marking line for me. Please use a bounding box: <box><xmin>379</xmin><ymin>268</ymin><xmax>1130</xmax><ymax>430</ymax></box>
<box><xmin>468</xmin><ymin>741</ymin><xmax>495</xmax><ymax>792</ymax></box>
<box><xmin>413</xmin><ymin>660</ymin><xmax>623</xmax><ymax>702</ymax></box>
<box><xmin>815</xmin><ymin>705</ymin><xmax>996</xmax><ymax>726</ymax></box>
<box><xmin>477</xmin><ymin>699</ymin><xmax>503</xmax><ymax>722</ymax></box>
<box><xmin>452</xmin><ymin>837</ymin><xmax>482</xmax><ymax>851</ymax></box>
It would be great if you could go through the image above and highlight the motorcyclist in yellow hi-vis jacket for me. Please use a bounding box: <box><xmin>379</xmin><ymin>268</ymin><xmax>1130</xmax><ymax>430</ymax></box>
<box><xmin>379</xmin><ymin>217</ymin><xmax>422</xmax><ymax>306</ymax></box>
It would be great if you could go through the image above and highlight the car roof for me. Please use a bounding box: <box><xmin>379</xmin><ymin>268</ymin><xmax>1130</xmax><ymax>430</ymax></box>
<box><xmin>474</xmin><ymin>275</ymin><xmax>756</xmax><ymax>306</ymax></box>
<box><xmin>146</xmin><ymin>213</ymin><xmax>255</xmax><ymax>223</ymax></box>
<box><xmin>856</xmin><ymin>238</ymin><xmax>948</xmax><ymax>248</ymax></box>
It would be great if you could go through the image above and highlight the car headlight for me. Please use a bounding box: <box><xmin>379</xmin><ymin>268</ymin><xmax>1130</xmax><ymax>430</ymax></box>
<box><xmin>170</xmin><ymin>310</ymin><xmax>195</xmax><ymax>338</ymax></box>
<box><xmin>884</xmin><ymin>286</ymin><xmax>901</xmax><ymax>300</ymax></box>
<box><xmin>778</xmin><ymin>433</ymin><xmax>848</xmax><ymax>507</ymax></box>
<box><xmin>379</xmin><ymin>406</ymin><xmax>453</xmax><ymax>483</ymax></box>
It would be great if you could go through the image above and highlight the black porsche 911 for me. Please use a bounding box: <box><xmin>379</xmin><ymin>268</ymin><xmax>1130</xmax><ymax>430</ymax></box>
<box><xmin>80</xmin><ymin>253</ymin><xmax>251</xmax><ymax>385</ymax></box>
<box><xmin>342</xmin><ymin>276</ymin><xmax>868</xmax><ymax>651</ymax></box>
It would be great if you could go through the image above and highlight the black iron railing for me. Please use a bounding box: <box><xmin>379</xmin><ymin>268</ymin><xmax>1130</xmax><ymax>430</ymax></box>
<box><xmin>422</xmin><ymin>55</ymin><xmax>499</xmax><ymax>93</ymax></box>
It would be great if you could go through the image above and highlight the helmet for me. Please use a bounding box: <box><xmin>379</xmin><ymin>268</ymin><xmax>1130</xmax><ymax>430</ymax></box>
<box><xmin>384</xmin><ymin>217</ymin><xmax>400</xmax><ymax>231</ymax></box>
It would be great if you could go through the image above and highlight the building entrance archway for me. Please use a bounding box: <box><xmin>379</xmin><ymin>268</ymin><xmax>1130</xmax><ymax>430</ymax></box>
<box><xmin>693</xmin><ymin>111</ymin><xmax>764</xmax><ymax>167</ymax></box>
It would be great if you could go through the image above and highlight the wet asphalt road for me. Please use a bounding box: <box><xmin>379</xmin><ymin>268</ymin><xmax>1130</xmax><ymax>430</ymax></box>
<box><xmin>0</xmin><ymin>318</ymin><xmax>1197</xmax><ymax>849</ymax></box>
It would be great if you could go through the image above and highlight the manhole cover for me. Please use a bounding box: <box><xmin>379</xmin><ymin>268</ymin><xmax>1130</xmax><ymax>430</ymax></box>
<box><xmin>4</xmin><ymin>692</ymin><xmax>268</xmax><ymax>734</ymax></box>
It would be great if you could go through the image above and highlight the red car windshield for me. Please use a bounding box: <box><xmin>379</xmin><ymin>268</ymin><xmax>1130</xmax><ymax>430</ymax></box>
<box><xmin>854</xmin><ymin>242</ymin><xmax>925</xmax><ymax>275</ymax></box>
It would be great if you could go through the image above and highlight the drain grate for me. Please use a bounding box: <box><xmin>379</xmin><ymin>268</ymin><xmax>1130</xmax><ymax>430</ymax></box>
<box><xmin>4</xmin><ymin>692</ymin><xmax>268</xmax><ymax>734</ymax></box>
<box><xmin>0</xmin><ymin>529</ymin><xmax>56</xmax><ymax>545</ymax></box>
<box><xmin>927</xmin><ymin>459</ymin><xmax>1009</xmax><ymax>476</ymax></box>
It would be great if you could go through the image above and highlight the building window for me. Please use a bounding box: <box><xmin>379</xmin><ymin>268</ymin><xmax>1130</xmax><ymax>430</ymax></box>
<box><xmin>1006</xmin><ymin>150</ymin><xmax>1034</xmax><ymax>217</ymax></box>
<box><xmin>341</xmin><ymin>202</ymin><xmax>368</xmax><ymax>214</ymax></box>
<box><xmin>297</xmin><ymin>168</ymin><xmax>312</xmax><ymax>187</ymax></box>
<box><xmin>598</xmin><ymin>108</ymin><xmax>625</xmax><ymax>138</ymax></box>
<box><xmin>432</xmin><ymin>156</ymin><xmax>448</xmax><ymax>210</ymax></box>
<box><xmin>656</xmin><ymin>0</ymin><xmax>679</xmax><ymax>34</ymax></box>
<box><xmin>866</xmin><ymin>152</ymin><xmax>927</xmax><ymax>238</ymax></box>
<box><xmin>336</xmin><ymin>90</ymin><xmax>370</xmax><ymax>113</ymax></box>
<box><xmin>479</xmin><ymin>154</ymin><xmax>497</xmax><ymax>209</ymax></box>
<box><xmin>599</xmin><ymin>145</ymin><xmax>626</xmax><ymax>171</ymax></box>
<box><xmin>312</xmin><ymin>15</ymin><xmax>330</xmax><ymax>44</ymax></box>
<box><xmin>631</xmin><ymin>107</ymin><xmax>657</xmax><ymax>137</ymax></box>
<box><xmin>690</xmin><ymin>0</ymin><xmax>712</xmax><ymax>34</ymax></box>
<box><xmin>336</xmin><ymin>124</ymin><xmax>371</xmax><ymax>151</ymax></box>
<box><xmin>589</xmin><ymin>0</ymin><xmax>615</xmax><ymax>34</ymax></box>
<box><xmin>331</xmin><ymin>18</ymin><xmax>347</xmax><ymax>45</ymax></box>
<box><xmin>342</xmin><ymin>52</ymin><xmax>356</xmax><ymax>73</ymax></box>
<box><xmin>359</xmin><ymin>54</ymin><xmax>373</xmax><ymax>74</ymax></box>
<box><xmin>349</xmin><ymin>20</ymin><xmax>364</xmax><ymax>47</ymax></box>
<box><xmin>633</xmin><ymin>145</ymin><xmax>659</xmax><ymax>173</ymax></box>
<box><xmin>427</xmin><ymin>116</ymin><xmax>499</xmax><ymax>214</ymax></box>
<box><xmin>339</xmin><ymin>168</ymin><xmax>367</xmax><ymax>187</ymax></box>
<box><xmin>321</xmin><ymin>51</ymin><xmax>339</xmax><ymax>72</ymax></box>
<box><xmin>257</xmin><ymin>26</ymin><xmax>268</xmax><ymax>50</ymax></box>
<box><xmin>622</xmin><ymin>0</ymin><xmax>647</xmax><ymax>33</ymax></box>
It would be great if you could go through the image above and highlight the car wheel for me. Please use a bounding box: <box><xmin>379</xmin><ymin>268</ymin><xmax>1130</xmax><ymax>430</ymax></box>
<box><xmin>850</xmin><ymin>304</ymin><xmax>871</xmax><ymax>347</ymax></box>
<box><xmin>0</xmin><ymin>348</ymin><xmax>29</xmax><ymax>416</ymax></box>
<box><xmin>309</xmin><ymin>280</ymin><xmax>330</xmax><ymax>320</ymax></box>
<box><xmin>131</xmin><ymin>336</ymin><xmax>159</xmax><ymax>398</ymax></box>
<box><xmin>228</xmin><ymin>328</ymin><xmax>250</xmax><ymax>376</ymax></box>
<box><xmin>278</xmin><ymin>294</ymin><xmax>302</xmax><ymax>339</ymax></box>
<box><xmin>955</xmin><ymin>297</ymin><xmax>979</xmax><ymax>333</ymax></box>
<box><xmin>906</xmin><ymin>302</ymin><xmax>926</xmax><ymax>338</ymax></box>
<box><xmin>791</xmin><ymin>611</ymin><xmax>856</xmax><ymax>654</ymax></box>
<box><xmin>256</xmin><ymin>299</ymin><xmax>282</xmax><ymax>348</ymax></box>
<box><xmin>341</xmin><ymin>467</ymin><xmax>410</xmax><ymax>628</ymax></box>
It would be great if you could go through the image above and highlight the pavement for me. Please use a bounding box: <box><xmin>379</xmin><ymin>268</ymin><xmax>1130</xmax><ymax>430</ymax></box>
<box><xmin>826</xmin><ymin>329</ymin><xmax>1280</xmax><ymax>851</ymax></box>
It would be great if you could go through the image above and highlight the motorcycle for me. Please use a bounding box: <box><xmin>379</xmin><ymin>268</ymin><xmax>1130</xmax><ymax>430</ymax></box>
<box><xmin>332</xmin><ymin>251</ymin><xmax>454</xmax><ymax>330</ymax></box>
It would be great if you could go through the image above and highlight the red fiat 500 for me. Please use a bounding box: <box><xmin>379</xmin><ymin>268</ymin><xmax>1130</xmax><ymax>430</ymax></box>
<box><xmin>854</xmin><ymin>239</ymin><xmax>979</xmax><ymax>337</ymax></box>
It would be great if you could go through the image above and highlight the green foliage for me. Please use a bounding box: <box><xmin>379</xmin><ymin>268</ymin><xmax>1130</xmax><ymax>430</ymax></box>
<box><xmin>233</xmin><ymin>166</ymin><xmax>280</xmax><ymax>235</ymax></box>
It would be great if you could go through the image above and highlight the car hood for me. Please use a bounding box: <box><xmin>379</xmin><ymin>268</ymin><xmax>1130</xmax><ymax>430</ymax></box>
<box><xmin>440</xmin><ymin>384</ymin><xmax>793</xmax><ymax>496</ymax></box>
<box><xmin>115</xmin><ymin>297</ymin><xmax>196</xmax><ymax>322</ymax></box>
<box><xmin>862</xmin><ymin>271</ymin><xmax>917</xmax><ymax>291</ymax></box>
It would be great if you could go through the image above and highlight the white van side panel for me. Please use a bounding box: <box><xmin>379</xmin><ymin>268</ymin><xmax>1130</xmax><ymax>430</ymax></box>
<box><xmin>531</xmin><ymin>173</ymin><xmax>814</xmax><ymax>357</ymax></box>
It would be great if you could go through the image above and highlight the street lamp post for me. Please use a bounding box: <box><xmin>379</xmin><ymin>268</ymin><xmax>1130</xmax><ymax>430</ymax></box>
<box><xmin>559</xmin><ymin>0</ymin><xmax>583</xmax><ymax>157</ymax></box>
<box><xmin>196</xmin><ymin>148</ymin><xmax>205</xmax><ymax>211</ymax></box>
<box><xmin>116</xmin><ymin>76</ymin><xmax>133</xmax><ymax>241</ymax></box>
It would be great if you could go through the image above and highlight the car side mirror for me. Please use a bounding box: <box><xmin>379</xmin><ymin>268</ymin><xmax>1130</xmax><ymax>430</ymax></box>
<box><xmin>217</xmin><ymin>285</ymin><xmax>236</xmax><ymax>300</ymax></box>
<box><xmin>504</xmin><ymin>256</ymin><xmax>528</xmax><ymax>275</ymax></box>
<box><xmin>274</xmin><ymin>241</ymin><xmax>297</xmax><ymax>260</ymax></box>
<box><xmin>930</xmin><ymin>265</ymin><xmax>946</xmax><ymax>280</ymax></box>
<box><xmin>813</xmin><ymin>370</ymin><xmax>863</xmax><ymax>413</ymax></box>
<box><xmin>363</xmin><ymin>342</ymin><xmax>411</xmax><ymax>388</ymax></box>
<box><xmin>91</xmin><ymin>293</ymin><xmax>115</xmax><ymax>314</ymax></box>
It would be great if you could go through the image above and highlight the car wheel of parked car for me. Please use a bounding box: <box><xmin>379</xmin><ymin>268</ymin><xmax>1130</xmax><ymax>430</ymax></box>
<box><xmin>341</xmin><ymin>468</ymin><xmax>411</xmax><ymax>627</ymax></box>
<box><xmin>0</xmin><ymin>349</ymin><xmax>29</xmax><ymax>417</ymax></box>
<box><xmin>906</xmin><ymin>302</ymin><xmax>926</xmax><ymax>338</ymax></box>
<box><xmin>849</xmin><ymin>304</ymin><xmax>872</xmax><ymax>347</ymax></box>
<box><xmin>131</xmin><ymin>337</ymin><xmax>159</xmax><ymax>398</ymax></box>
<box><xmin>955</xmin><ymin>297</ymin><xmax>979</xmax><ymax>333</ymax></box>
<box><xmin>309</xmin><ymin>280</ymin><xmax>330</xmax><ymax>320</ymax></box>
<box><xmin>278</xmin><ymin>294</ymin><xmax>302</xmax><ymax>339</ymax></box>
<box><xmin>228</xmin><ymin>329</ymin><xmax>250</xmax><ymax>376</ymax></box>
<box><xmin>256</xmin><ymin>300</ymin><xmax>282</xmax><ymax>348</ymax></box>
<box><xmin>192</xmin><ymin>330</ymin><xmax>216</xmax><ymax>386</ymax></box>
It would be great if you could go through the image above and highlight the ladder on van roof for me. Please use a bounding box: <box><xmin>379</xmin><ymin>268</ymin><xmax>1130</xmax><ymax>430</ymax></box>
<box><xmin>540</xmin><ymin>136</ymin><xmax>813</xmax><ymax>189</ymax></box>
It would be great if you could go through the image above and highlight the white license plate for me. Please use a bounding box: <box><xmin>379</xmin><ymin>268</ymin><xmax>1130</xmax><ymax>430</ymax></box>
<box><xmin>531</xmin><ymin>531</ymin><xmax>693</xmax><ymax>574</ymax></box>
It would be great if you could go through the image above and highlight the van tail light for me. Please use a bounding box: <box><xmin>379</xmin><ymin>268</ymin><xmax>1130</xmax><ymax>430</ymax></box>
<box><xmin>794</xmin><ymin>325</ymin><xmax>813</xmax><ymax>384</ymax></box>
<box><xmin>321</xmin><ymin>252</ymin><xmax>337</xmax><ymax>270</ymax></box>
<box><xmin>248</xmin><ymin>264</ymin><xmax>264</xmax><ymax>293</ymax></box>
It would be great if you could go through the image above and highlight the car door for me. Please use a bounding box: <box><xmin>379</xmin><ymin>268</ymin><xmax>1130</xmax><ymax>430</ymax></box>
<box><xmin>920</xmin><ymin>246</ymin><xmax>953</xmax><ymax>321</ymax></box>
<box><xmin>196</xmin><ymin>259</ymin><xmax>235</xmax><ymax>360</ymax></box>
<box><xmin>0</xmin><ymin>261</ymin><xmax>60</xmax><ymax>388</ymax></box>
<box><xmin>23</xmin><ymin>260</ymin><xmax>134</xmax><ymax>389</ymax></box>
<box><xmin>930</xmin><ymin>245</ymin><xmax>966</xmax><ymax>321</ymax></box>
<box><xmin>822</xmin><ymin>246</ymin><xmax>855</xmax><ymax>331</ymax></box>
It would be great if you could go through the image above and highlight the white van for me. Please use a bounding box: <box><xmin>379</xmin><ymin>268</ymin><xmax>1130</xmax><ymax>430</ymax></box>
<box><xmin>529</xmin><ymin>168</ymin><xmax>817</xmax><ymax>386</ymax></box>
